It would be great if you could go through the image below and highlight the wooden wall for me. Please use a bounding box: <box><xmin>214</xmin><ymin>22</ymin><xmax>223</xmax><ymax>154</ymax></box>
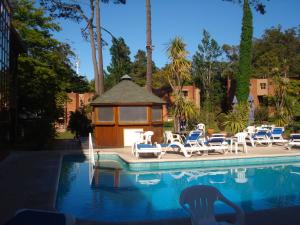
<box><xmin>94</xmin><ymin>124</ymin><xmax>163</xmax><ymax>148</ymax></box>
<box><xmin>93</xmin><ymin>104</ymin><xmax>164</xmax><ymax>148</ymax></box>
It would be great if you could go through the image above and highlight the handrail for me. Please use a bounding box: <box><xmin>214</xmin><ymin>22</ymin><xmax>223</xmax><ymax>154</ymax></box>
<box><xmin>89</xmin><ymin>133</ymin><xmax>95</xmax><ymax>167</ymax></box>
<box><xmin>88</xmin><ymin>133</ymin><xmax>95</xmax><ymax>185</ymax></box>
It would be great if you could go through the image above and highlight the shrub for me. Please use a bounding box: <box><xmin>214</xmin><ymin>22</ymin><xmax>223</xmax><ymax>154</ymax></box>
<box><xmin>68</xmin><ymin>108</ymin><xmax>92</xmax><ymax>138</ymax></box>
<box><xmin>218</xmin><ymin>102</ymin><xmax>249</xmax><ymax>134</ymax></box>
<box><xmin>254</xmin><ymin>106</ymin><xmax>268</xmax><ymax>124</ymax></box>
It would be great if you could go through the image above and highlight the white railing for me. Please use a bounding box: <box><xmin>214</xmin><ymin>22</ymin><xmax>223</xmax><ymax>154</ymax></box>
<box><xmin>88</xmin><ymin>133</ymin><xmax>95</xmax><ymax>166</ymax></box>
<box><xmin>88</xmin><ymin>133</ymin><xmax>95</xmax><ymax>185</ymax></box>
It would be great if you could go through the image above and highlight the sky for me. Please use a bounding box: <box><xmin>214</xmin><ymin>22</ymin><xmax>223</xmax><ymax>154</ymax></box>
<box><xmin>52</xmin><ymin>0</ymin><xmax>300</xmax><ymax>81</ymax></box>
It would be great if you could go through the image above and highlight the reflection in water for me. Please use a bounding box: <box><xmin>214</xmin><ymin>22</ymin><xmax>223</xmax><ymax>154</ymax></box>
<box><xmin>235</xmin><ymin>168</ymin><xmax>248</xmax><ymax>184</ymax></box>
<box><xmin>57</xmin><ymin>158</ymin><xmax>300</xmax><ymax>222</ymax></box>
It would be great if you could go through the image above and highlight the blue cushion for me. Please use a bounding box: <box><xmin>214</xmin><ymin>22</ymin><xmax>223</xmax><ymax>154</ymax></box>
<box><xmin>291</xmin><ymin>134</ymin><xmax>300</xmax><ymax>140</ymax></box>
<box><xmin>137</xmin><ymin>144</ymin><xmax>155</xmax><ymax>149</ymax></box>
<box><xmin>272</xmin><ymin>129</ymin><xmax>283</xmax><ymax>135</ymax></box>
<box><xmin>208</xmin><ymin>138</ymin><xmax>225</xmax><ymax>143</ymax></box>
<box><xmin>160</xmin><ymin>143</ymin><xmax>169</xmax><ymax>148</ymax></box>
<box><xmin>253</xmin><ymin>131</ymin><xmax>268</xmax><ymax>138</ymax></box>
<box><xmin>186</xmin><ymin>133</ymin><xmax>200</xmax><ymax>141</ymax></box>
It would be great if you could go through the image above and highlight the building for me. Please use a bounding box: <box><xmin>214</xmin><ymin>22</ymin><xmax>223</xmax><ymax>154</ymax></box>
<box><xmin>59</xmin><ymin>92</ymin><xmax>94</xmax><ymax>130</ymax></box>
<box><xmin>0</xmin><ymin>0</ymin><xmax>25</xmax><ymax>143</ymax></box>
<box><xmin>227</xmin><ymin>78</ymin><xmax>275</xmax><ymax>109</ymax></box>
<box><xmin>249</xmin><ymin>78</ymin><xmax>275</xmax><ymax>108</ymax></box>
<box><xmin>91</xmin><ymin>75</ymin><xmax>165</xmax><ymax>148</ymax></box>
<box><xmin>153</xmin><ymin>85</ymin><xmax>201</xmax><ymax>121</ymax></box>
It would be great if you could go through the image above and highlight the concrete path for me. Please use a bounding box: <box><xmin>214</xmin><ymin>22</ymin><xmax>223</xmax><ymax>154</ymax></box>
<box><xmin>0</xmin><ymin>151</ymin><xmax>61</xmax><ymax>224</ymax></box>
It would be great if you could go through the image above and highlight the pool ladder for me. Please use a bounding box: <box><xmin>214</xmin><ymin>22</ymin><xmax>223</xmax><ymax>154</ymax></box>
<box><xmin>89</xmin><ymin>133</ymin><xmax>96</xmax><ymax>185</ymax></box>
<box><xmin>89</xmin><ymin>133</ymin><xmax>95</xmax><ymax>167</ymax></box>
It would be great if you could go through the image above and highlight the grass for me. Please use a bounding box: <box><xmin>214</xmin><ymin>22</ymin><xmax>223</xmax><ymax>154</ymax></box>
<box><xmin>55</xmin><ymin>130</ymin><xmax>75</xmax><ymax>139</ymax></box>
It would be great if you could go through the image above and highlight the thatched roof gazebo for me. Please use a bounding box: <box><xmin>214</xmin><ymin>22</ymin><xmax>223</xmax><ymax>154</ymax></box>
<box><xmin>91</xmin><ymin>75</ymin><xmax>165</xmax><ymax>148</ymax></box>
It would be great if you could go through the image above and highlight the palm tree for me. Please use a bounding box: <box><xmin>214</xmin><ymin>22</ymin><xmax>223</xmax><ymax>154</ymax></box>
<box><xmin>145</xmin><ymin>0</ymin><xmax>152</xmax><ymax>92</ymax></box>
<box><xmin>167</xmin><ymin>37</ymin><xmax>194</xmax><ymax>132</ymax></box>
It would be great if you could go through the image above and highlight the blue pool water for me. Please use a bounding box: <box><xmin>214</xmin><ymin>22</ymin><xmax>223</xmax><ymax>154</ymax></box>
<box><xmin>56</xmin><ymin>155</ymin><xmax>300</xmax><ymax>222</ymax></box>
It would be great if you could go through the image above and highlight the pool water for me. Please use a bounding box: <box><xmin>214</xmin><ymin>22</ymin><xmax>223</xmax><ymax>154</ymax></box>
<box><xmin>56</xmin><ymin>155</ymin><xmax>300</xmax><ymax>222</ymax></box>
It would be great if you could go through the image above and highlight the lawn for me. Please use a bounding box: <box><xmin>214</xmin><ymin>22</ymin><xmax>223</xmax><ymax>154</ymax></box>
<box><xmin>55</xmin><ymin>131</ymin><xmax>75</xmax><ymax>139</ymax></box>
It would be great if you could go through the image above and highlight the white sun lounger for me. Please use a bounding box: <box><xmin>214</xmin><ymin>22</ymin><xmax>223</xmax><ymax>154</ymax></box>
<box><xmin>168</xmin><ymin>142</ymin><xmax>205</xmax><ymax>157</ymax></box>
<box><xmin>248</xmin><ymin>130</ymin><xmax>272</xmax><ymax>147</ymax></box>
<box><xmin>132</xmin><ymin>143</ymin><xmax>165</xmax><ymax>158</ymax></box>
<box><xmin>287</xmin><ymin>134</ymin><xmax>300</xmax><ymax>150</ymax></box>
<box><xmin>168</xmin><ymin>139</ymin><xmax>229</xmax><ymax>158</ymax></box>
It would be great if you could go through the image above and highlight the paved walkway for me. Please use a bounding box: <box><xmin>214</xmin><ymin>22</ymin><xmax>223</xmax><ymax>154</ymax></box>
<box><xmin>0</xmin><ymin>151</ymin><xmax>61</xmax><ymax>224</ymax></box>
<box><xmin>1</xmin><ymin>140</ymin><xmax>300</xmax><ymax>225</ymax></box>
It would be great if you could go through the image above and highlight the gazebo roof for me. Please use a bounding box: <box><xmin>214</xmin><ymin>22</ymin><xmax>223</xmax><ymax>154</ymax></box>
<box><xmin>91</xmin><ymin>75</ymin><xmax>165</xmax><ymax>105</ymax></box>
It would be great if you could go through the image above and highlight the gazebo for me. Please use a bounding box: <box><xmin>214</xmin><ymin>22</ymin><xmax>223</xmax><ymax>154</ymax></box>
<box><xmin>91</xmin><ymin>75</ymin><xmax>165</xmax><ymax>148</ymax></box>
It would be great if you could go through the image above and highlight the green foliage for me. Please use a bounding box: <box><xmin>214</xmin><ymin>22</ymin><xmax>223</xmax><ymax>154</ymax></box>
<box><xmin>166</xmin><ymin>37</ymin><xmax>192</xmax><ymax>132</ymax></box>
<box><xmin>192</xmin><ymin>30</ymin><xmax>222</xmax><ymax>103</ymax></box>
<box><xmin>41</xmin><ymin>0</ymin><xmax>127</xmax><ymax>94</ymax></box>
<box><xmin>252</xmin><ymin>27</ymin><xmax>300</xmax><ymax>79</ymax></box>
<box><xmin>268</xmin><ymin>76</ymin><xmax>300</xmax><ymax>126</ymax></box>
<box><xmin>173</xmin><ymin>95</ymin><xmax>199</xmax><ymax>121</ymax></box>
<box><xmin>68</xmin><ymin>108</ymin><xmax>92</xmax><ymax>138</ymax></box>
<box><xmin>218</xmin><ymin>102</ymin><xmax>249</xmax><ymax>134</ymax></box>
<box><xmin>167</xmin><ymin>37</ymin><xmax>192</xmax><ymax>88</ymax></box>
<box><xmin>222</xmin><ymin>44</ymin><xmax>239</xmax><ymax>79</ymax></box>
<box><xmin>254</xmin><ymin>106</ymin><xmax>268</xmax><ymax>124</ymax></box>
<box><xmin>152</xmin><ymin>65</ymin><xmax>171</xmax><ymax>88</ymax></box>
<box><xmin>237</xmin><ymin>0</ymin><xmax>253</xmax><ymax>102</ymax></box>
<box><xmin>106</xmin><ymin>37</ymin><xmax>132</xmax><ymax>88</ymax></box>
<box><xmin>12</xmin><ymin>0</ymin><xmax>88</xmax><ymax>146</ymax></box>
<box><xmin>197</xmin><ymin>101</ymin><xmax>219</xmax><ymax>130</ymax></box>
<box><xmin>223</xmin><ymin>0</ymin><xmax>267</xmax><ymax>14</ymax></box>
<box><xmin>130</xmin><ymin>49</ymin><xmax>157</xmax><ymax>86</ymax></box>
<box><xmin>55</xmin><ymin>131</ymin><xmax>75</xmax><ymax>139</ymax></box>
<box><xmin>131</xmin><ymin>50</ymin><xmax>147</xmax><ymax>86</ymax></box>
<box><xmin>163</xmin><ymin>121</ymin><xmax>173</xmax><ymax>131</ymax></box>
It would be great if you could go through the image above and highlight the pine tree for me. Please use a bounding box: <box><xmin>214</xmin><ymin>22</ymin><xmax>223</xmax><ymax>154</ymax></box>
<box><xmin>106</xmin><ymin>37</ymin><xmax>132</xmax><ymax>88</ymax></box>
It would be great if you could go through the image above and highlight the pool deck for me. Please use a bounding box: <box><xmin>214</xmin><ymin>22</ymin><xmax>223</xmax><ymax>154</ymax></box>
<box><xmin>84</xmin><ymin>142</ymin><xmax>300</xmax><ymax>164</ymax></box>
<box><xmin>1</xmin><ymin>141</ymin><xmax>300</xmax><ymax>225</ymax></box>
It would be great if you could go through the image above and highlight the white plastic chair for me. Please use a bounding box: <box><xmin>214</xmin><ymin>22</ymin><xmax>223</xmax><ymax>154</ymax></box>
<box><xmin>141</xmin><ymin>131</ymin><xmax>154</xmax><ymax>144</ymax></box>
<box><xmin>196</xmin><ymin>123</ymin><xmax>205</xmax><ymax>131</ymax></box>
<box><xmin>231</xmin><ymin>132</ymin><xmax>248</xmax><ymax>154</ymax></box>
<box><xmin>164</xmin><ymin>131</ymin><xmax>183</xmax><ymax>143</ymax></box>
<box><xmin>243</xmin><ymin>126</ymin><xmax>256</xmax><ymax>136</ymax></box>
<box><xmin>180</xmin><ymin>185</ymin><xmax>244</xmax><ymax>225</ymax></box>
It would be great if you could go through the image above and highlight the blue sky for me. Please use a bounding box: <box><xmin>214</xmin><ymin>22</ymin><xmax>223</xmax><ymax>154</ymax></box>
<box><xmin>53</xmin><ymin>0</ymin><xmax>300</xmax><ymax>80</ymax></box>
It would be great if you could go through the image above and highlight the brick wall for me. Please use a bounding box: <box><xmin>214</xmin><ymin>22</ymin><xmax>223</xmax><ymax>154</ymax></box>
<box><xmin>60</xmin><ymin>92</ymin><xmax>94</xmax><ymax>130</ymax></box>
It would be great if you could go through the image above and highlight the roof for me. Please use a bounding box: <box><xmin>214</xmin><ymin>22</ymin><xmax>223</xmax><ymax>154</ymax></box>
<box><xmin>91</xmin><ymin>76</ymin><xmax>165</xmax><ymax>105</ymax></box>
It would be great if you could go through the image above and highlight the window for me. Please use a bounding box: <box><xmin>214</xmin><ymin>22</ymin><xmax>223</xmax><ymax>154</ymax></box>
<box><xmin>152</xmin><ymin>106</ymin><xmax>162</xmax><ymax>122</ymax></box>
<box><xmin>0</xmin><ymin>0</ymin><xmax>10</xmax><ymax>121</ymax></box>
<box><xmin>119</xmin><ymin>106</ymin><xmax>147</xmax><ymax>123</ymax></box>
<box><xmin>183</xmin><ymin>91</ymin><xmax>188</xmax><ymax>97</ymax></box>
<box><xmin>260</xmin><ymin>83</ymin><xmax>266</xmax><ymax>90</ymax></box>
<box><xmin>97</xmin><ymin>107</ymin><xmax>114</xmax><ymax>122</ymax></box>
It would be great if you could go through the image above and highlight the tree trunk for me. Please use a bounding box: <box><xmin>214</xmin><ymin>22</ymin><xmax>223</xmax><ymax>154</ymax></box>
<box><xmin>95</xmin><ymin>0</ymin><xmax>104</xmax><ymax>95</ymax></box>
<box><xmin>88</xmin><ymin>22</ymin><xmax>100</xmax><ymax>95</ymax></box>
<box><xmin>146</xmin><ymin>0</ymin><xmax>152</xmax><ymax>93</ymax></box>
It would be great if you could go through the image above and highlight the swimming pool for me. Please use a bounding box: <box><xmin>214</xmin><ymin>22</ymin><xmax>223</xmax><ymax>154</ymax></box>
<box><xmin>56</xmin><ymin>154</ymin><xmax>300</xmax><ymax>222</ymax></box>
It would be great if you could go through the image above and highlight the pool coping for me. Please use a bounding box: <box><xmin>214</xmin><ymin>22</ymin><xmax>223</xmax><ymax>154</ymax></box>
<box><xmin>52</xmin><ymin>154</ymin><xmax>63</xmax><ymax>209</ymax></box>
<box><xmin>79</xmin><ymin>147</ymin><xmax>300</xmax><ymax>170</ymax></box>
